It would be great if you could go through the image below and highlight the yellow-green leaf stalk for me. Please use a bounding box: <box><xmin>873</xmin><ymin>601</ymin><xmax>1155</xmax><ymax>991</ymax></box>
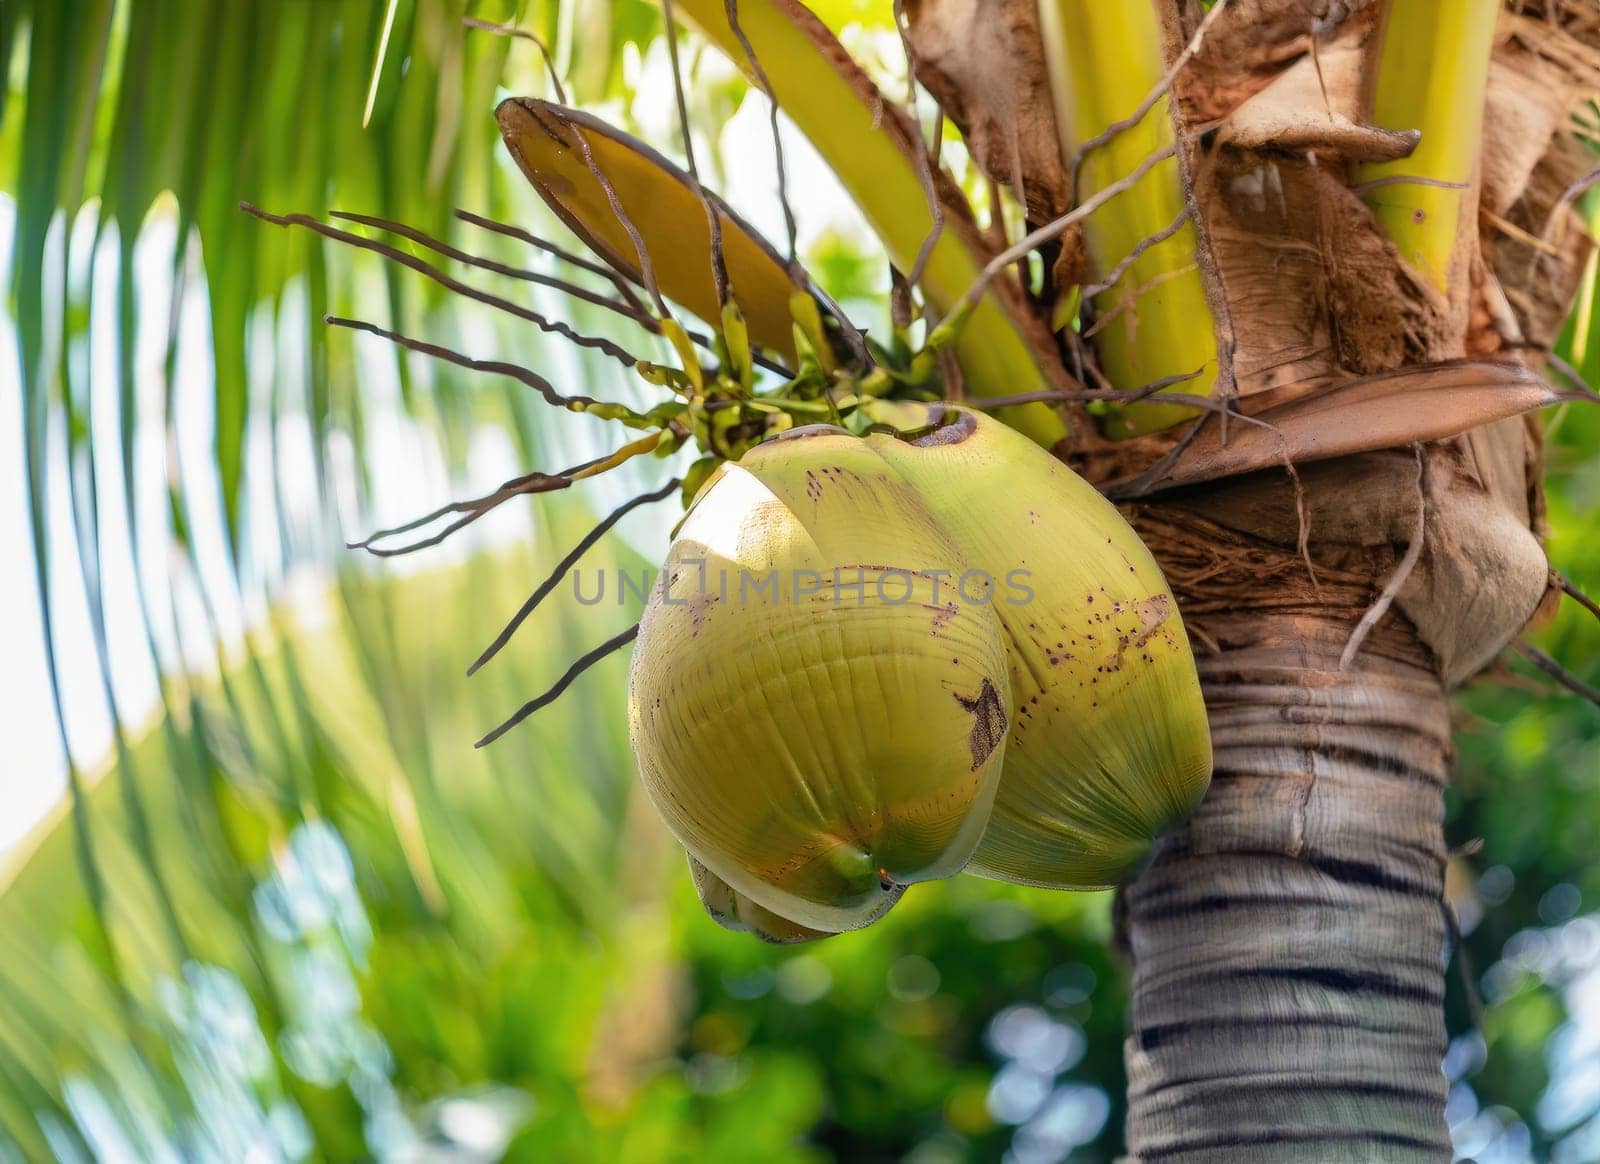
<box><xmin>668</xmin><ymin>0</ymin><xmax>1071</xmax><ymax>449</ymax></box>
<box><xmin>1038</xmin><ymin>0</ymin><xmax>1219</xmax><ymax>438</ymax></box>
<box><xmin>1356</xmin><ymin>0</ymin><xmax>1498</xmax><ymax>298</ymax></box>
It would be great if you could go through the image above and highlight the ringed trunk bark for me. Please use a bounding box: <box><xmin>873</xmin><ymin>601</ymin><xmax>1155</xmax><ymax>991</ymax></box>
<box><xmin>1115</xmin><ymin>469</ymin><xmax>1473</xmax><ymax>1163</ymax></box>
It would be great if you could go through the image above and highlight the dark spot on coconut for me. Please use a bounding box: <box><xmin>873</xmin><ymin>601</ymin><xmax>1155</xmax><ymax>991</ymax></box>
<box><xmin>955</xmin><ymin>678</ymin><xmax>1008</xmax><ymax>771</ymax></box>
<box><xmin>1130</xmin><ymin>595</ymin><xmax>1172</xmax><ymax>649</ymax></box>
<box><xmin>687</xmin><ymin>591</ymin><xmax>715</xmax><ymax>636</ymax></box>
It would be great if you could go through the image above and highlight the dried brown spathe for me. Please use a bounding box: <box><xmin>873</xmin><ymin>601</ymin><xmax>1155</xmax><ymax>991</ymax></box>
<box><xmin>901</xmin><ymin>0</ymin><xmax>1072</xmax><ymax>223</ymax></box>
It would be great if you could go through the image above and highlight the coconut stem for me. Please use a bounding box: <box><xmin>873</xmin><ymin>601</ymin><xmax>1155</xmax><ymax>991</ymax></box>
<box><xmin>1356</xmin><ymin>0</ymin><xmax>1498</xmax><ymax>303</ymax></box>
<box><xmin>1035</xmin><ymin>0</ymin><xmax>1224</xmax><ymax>437</ymax></box>
<box><xmin>476</xmin><ymin>623</ymin><xmax>641</xmax><ymax>748</ymax></box>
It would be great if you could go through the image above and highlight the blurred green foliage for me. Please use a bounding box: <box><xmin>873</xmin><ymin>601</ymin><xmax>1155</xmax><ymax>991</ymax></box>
<box><xmin>1</xmin><ymin>2</ymin><xmax>1598</xmax><ymax>1163</ymax></box>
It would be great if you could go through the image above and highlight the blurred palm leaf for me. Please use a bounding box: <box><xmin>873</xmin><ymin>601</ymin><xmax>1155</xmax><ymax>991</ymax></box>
<box><xmin>0</xmin><ymin>0</ymin><xmax>680</xmax><ymax>1156</ymax></box>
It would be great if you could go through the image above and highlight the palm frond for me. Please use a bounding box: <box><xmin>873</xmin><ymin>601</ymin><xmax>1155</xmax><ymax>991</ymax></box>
<box><xmin>0</xmin><ymin>0</ymin><xmax>660</xmax><ymax>1153</ymax></box>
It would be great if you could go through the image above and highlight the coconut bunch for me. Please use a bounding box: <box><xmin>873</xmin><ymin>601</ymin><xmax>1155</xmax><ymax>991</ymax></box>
<box><xmin>245</xmin><ymin>22</ymin><xmax>1211</xmax><ymax>944</ymax></box>
<box><xmin>634</xmin><ymin>401</ymin><xmax>1210</xmax><ymax>941</ymax></box>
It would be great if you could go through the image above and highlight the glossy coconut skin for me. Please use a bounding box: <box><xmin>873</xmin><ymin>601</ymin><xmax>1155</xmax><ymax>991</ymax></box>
<box><xmin>863</xmin><ymin>404</ymin><xmax>1211</xmax><ymax>888</ymax></box>
<box><xmin>629</xmin><ymin>425</ymin><xmax>1013</xmax><ymax>933</ymax></box>
<box><xmin>685</xmin><ymin>856</ymin><xmax>829</xmax><ymax>945</ymax></box>
<box><xmin>633</xmin><ymin>407</ymin><xmax>1212</xmax><ymax>939</ymax></box>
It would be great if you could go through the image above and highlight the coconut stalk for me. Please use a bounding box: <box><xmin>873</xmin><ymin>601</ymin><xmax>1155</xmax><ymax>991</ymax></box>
<box><xmin>667</xmin><ymin>0</ymin><xmax>1074</xmax><ymax>448</ymax></box>
<box><xmin>1037</xmin><ymin>0</ymin><xmax>1223</xmax><ymax>437</ymax></box>
<box><xmin>1356</xmin><ymin>0</ymin><xmax>1500</xmax><ymax>304</ymax></box>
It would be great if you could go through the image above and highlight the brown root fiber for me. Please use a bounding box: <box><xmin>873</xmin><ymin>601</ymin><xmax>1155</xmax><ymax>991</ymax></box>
<box><xmin>1211</xmin><ymin>18</ymin><xmax>1419</xmax><ymax>164</ymax></box>
<box><xmin>1151</xmin><ymin>5</ymin><xmax>1600</xmax><ymax>407</ymax></box>
<box><xmin>1190</xmin><ymin>140</ymin><xmax>1456</xmax><ymax>395</ymax></box>
<box><xmin>1480</xmin><ymin>12</ymin><xmax>1600</xmax><ymax>349</ymax></box>
<box><xmin>1124</xmin><ymin>434</ymin><xmax>1548</xmax><ymax>690</ymax></box>
<box><xmin>1176</xmin><ymin>0</ymin><xmax>1382</xmax><ymax>127</ymax></box>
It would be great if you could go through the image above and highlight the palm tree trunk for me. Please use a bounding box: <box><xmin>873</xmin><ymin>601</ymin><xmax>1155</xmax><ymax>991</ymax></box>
<box><xmin>1117</xmin><ymin>481</ymin><xmax>1462</xmax><ymax>1162</ymax></box>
